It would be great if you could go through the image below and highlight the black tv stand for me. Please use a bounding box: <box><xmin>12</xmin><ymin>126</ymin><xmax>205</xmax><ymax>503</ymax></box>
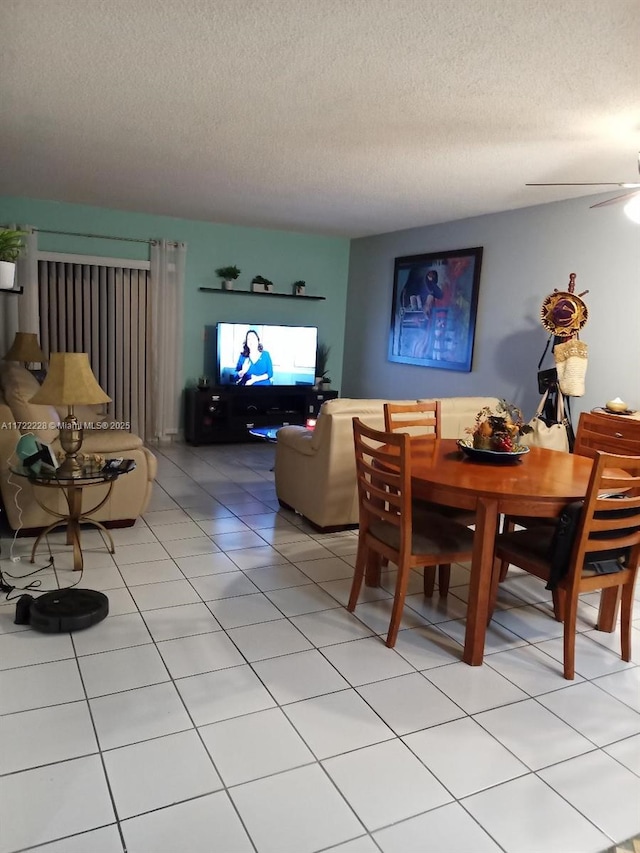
<box><xmin>184</xmin><ymin>386</ymin><xmax>338</xmax><ymax>444</ymax></box>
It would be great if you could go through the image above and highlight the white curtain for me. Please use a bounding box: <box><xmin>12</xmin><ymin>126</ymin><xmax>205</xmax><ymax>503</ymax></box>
<box><xmin>0</xmin><ymin>226</ymin><xmax>39</xmax><ymax>356</ymax></box>
<box><xmin>149</xmin><ymin>240</ymin><xmax>186</xmax><ymax>442</ymax></box>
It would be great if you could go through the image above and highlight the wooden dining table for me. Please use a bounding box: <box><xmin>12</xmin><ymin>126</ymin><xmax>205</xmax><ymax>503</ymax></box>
<box><xmin>366</xmin><ymin>438</ymin><xmax>600</xmax><ymax>666</ymax></box>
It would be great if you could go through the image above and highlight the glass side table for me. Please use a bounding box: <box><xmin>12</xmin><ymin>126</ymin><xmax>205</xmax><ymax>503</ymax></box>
<box><xmin>11</xmin><ymin>465</ymin><xmax>126</xmax><ymax>572</ymax></box>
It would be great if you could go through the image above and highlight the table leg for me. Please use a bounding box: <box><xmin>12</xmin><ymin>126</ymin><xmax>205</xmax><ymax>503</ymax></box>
<box><xmin>463</xmin><ymin>497</ymin><xmax>499</xmax><ymax>666</ymax></box>
<box><xmin>30</xmin><ymin>520</ymin><xmax>69</xmax><ymax>563</ymax></box>
<box><xmin>26</xmin><ymin>477</ymin><xmax>117</xmax><ymax>573</ymax></box>
<box><xmin>68</xmin><ymin>521</ymin><xmax>83</xmax><ymax>572</ymax></box>
<box><xmin>67</xmin><ymin>486</ymin><xmax>84</xmax><ymax>572</ymax></box>
<box><xmin>89</xmin><ymin>522</ymin><xmax>116</xmax><ymax>555</ymax></box>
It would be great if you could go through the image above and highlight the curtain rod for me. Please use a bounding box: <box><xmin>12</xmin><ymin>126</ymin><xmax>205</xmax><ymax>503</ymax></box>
<box><xmin>35</xmin><ymin>228</ymin><xmax>152</xmax><ymax>245</ymax></box>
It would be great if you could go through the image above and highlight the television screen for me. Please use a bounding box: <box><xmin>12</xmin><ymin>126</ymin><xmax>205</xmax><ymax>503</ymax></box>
<box><xmin>215</xmin><ymin>323</ymin><xmax>318</xmax><ymax>387</ymax></box>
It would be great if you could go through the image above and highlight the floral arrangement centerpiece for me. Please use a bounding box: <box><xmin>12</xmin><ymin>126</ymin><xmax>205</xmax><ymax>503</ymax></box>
<box><xmin>467</xmin><ymin>399</ymin><xmax>531</xmax><ymax>452</ymax></box>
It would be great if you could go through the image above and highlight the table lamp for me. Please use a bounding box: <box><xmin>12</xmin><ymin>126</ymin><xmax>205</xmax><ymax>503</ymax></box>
<box><xmin>3</xmin><ymin>332</ymin><xmax>46</xmax><ymax>369</ymax></box>
<box><xmin>29</xmin><ymin>352</ymin><xmax>111</xmax><ymax>477</ymax></box>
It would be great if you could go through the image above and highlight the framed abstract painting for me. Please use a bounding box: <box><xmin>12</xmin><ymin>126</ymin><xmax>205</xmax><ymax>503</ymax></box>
<box><xmin>387</xmin><ymin>246</ymin><xmax>483</xmax><ymax>372</ymax></box>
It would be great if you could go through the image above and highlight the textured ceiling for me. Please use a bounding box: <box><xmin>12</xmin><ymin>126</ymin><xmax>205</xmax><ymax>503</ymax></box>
<box><xmin>1</xmin><ymin>0</ymin><xmax>639</xmax><ymax>237</ymax></box>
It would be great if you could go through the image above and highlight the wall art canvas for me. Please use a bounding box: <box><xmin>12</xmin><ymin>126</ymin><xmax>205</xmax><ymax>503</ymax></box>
<box><xmin>388</xmin><ymin>246</ymin><xmax>483</xmax><ymax>372</ymax></box>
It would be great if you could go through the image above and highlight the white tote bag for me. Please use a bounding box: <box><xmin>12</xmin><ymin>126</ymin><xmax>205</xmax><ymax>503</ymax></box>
<box><xmin>520</xmin><ymin>389</ymin><xmax>570</xmax><ymax>453</ymax></box>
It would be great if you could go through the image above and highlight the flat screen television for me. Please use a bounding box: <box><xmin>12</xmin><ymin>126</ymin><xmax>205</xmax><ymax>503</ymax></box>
<box><xmin>214</xmin><ymin>322</ymin><xmax>318</xmax><ymax>387</ymax></box>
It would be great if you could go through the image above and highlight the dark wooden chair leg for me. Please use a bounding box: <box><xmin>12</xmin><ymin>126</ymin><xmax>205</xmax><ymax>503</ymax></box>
<box><xmin>348</xmin><ymin>539</ymin><xmax>368</xmax><ymax>611</ymax></box>
<box><xmin>387</xmin><ymin>559</ymin><xmax>411</xmax><ymax>648</ymax></box>
<box><xmin>423</xmin><ymin>566</ymin><xmax>436</xmax><ymax>597</ymax></box>
<box><xmin>438</xmin><ymin>564</ymin><xmax>451</xmax><ymax>597</ymax></box>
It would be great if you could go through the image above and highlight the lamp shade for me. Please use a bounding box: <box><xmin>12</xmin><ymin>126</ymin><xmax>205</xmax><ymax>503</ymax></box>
<box><xmin>29</xmin><ymin>352</ymin><xmax>111</xmax><ymax>406</ymax></box>
<box><xmin>4</xmin><ymin>332</ymin><xmax>46</xmax><ymax>364</ymax></box>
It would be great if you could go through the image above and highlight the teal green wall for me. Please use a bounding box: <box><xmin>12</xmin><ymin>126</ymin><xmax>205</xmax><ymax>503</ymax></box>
<box><xmin>0</xmin><ymin>197</ymin><xmax>350</xmax><ymax>388</ymax></box>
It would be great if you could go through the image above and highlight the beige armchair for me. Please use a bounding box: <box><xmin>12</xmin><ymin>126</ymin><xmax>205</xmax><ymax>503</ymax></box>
<box><xmin>0</xmin><ymin>362</ymin><xmax>157</xmax><ymax>533</ymax></box>
<box><xmin>275</xmin><ymin>396</ymin><xmax>501</xmax><ymax>531</ymax></box>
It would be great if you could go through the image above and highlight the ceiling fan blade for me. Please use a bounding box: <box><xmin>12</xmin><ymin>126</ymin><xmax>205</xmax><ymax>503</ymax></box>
<box><xmin>527</xmin><ymin>153</ymin><xmax>640</xmax><ymax>190</ymax></box>
<box><xmin>525</xmin><ymin>182</ymin><xmax>628</xmax><ymax>187</ymax></box>
<box><xmin>590</xmin><ymin>189</ymin><xmax>640</xmax><ymax>208</ymax></box>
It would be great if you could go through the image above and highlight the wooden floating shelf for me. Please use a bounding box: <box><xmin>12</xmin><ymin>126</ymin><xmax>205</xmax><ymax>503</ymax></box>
<box><xmin>199</xmin><ymin>287</ymin><xmax>325</xmax><ymax>301</ymax></box>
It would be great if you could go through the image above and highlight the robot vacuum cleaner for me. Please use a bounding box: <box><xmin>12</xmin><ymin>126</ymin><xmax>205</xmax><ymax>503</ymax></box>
<box><xmin>15</xmin><ymin>589</ymin><xmax>109</xmax><ymax>633</ymax></box>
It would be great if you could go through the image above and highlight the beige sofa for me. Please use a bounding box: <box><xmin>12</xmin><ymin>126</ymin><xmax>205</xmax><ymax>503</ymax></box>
<box><xmin>275</xmin><ymin>396</ymin><xmax>501</xmax><ymax>530</ymax></box>
<box><xmin>0</xmin><ymin>362</ymin><xmax>157</xmax><ymax>533</ymax></box>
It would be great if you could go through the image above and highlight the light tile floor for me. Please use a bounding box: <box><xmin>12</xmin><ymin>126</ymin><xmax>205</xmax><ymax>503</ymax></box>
<box><xmin>0</xmin><ymin>441</ymin><xmax>639</xmax><ymax>853</ymax></box>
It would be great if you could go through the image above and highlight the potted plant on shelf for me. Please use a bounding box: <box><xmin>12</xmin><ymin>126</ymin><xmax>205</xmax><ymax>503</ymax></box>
<box><xmin>292</xmin><ymin>279</ymin><xmax>306</xmax><ymax>296</ymax></box>
<box><xmin>0</xmin><ymin>229</ymin><xmax>26</xmax><ymax>291</ymax></box>
<box><xmin>251</xmin><ymin>274</ymin><xmax>274</xmax><ymax>293</ymax></box>
<box><xmin>315</xmin><ymin>341</ymin><xmax>331</xmax><ymax>389</ymax></box>
<box><xmin>215</xmin><ymin>265</ymin><xmax>241</xmax><ymax>291</ymax></box>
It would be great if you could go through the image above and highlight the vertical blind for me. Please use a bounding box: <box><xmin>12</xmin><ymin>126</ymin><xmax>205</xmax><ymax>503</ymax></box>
<box><xmin>38</xmin><ymin>261</ymin><xmax>151</xmax><ymax>439</ymax></box>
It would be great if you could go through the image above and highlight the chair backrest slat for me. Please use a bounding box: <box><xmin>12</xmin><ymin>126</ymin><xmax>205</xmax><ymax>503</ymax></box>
<box><xmin>353</xmin><ymin>417</ymin><xmax>411</xmax><ymax>537</ymax></box>
<box><xmin>362</xmin><ymin>496</ymin><xmax>402</xmax><ymax>525</ymax></box>
<box><xmin>570</xmin><ymin>452</ymin><xmax>640</xmax><ymax>575</ymax></box>
<box><xmin>384</xmin><ymin>401</ymin><xmax>442</xmax><ymax>438</ymax></box>
<box><xmin>363</xmin><ymin>477</ymin><xmax>402</xmax><ymax>510</ymax></box>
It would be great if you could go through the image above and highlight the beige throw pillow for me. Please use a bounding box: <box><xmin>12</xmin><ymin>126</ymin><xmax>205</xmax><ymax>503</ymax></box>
<box><xmin>1</xmin><ymin>362</ymin><xmax>60</xmax><ymax>443</ymax></box>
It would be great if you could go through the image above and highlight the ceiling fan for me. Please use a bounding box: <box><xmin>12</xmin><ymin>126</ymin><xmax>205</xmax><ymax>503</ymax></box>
<box><xmin>526</xmin><ymin>152</ymin><xmax>640</xmax><ymax>221</ymax></box>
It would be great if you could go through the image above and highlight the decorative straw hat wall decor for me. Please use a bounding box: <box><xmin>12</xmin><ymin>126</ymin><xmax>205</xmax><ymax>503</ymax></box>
<box><xmin>540</xmin><ymin>273</ymin><xmax>590</xmax><ymax>398</ymax></box>
<box><xmin>540</xmin><ymin>273</ymin><xmax>589</xmax><ymax>338</ymax></box>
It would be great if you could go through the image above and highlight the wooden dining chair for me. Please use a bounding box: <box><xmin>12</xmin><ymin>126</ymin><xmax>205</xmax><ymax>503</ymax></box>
<box><xmin>348</xmin><ymin>418</ymin><xmax>474</xmax><ymax>648</ymax></box>
<box><xmin>384</xmin><ymin>401</ymin><xmax>476</xmax><ymax>596</ymax></box>
<box><xmin>384</xmin><ymin>400</ymin><xmax>442</xmax><ymax>437</ymax></box>
<box><xmin>494</xmin><ymin>450</ymin><xmax>640</xmax><ymax>679</ymax></box>
<box><xmin>498</xmin><ymin>411</ymin><xmax>640</xmax><ymax>581</ymax></box>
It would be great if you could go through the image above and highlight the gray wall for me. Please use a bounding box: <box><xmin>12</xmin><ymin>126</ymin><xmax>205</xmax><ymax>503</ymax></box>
<box><xmin>343</xmin><ymin>194</ymin><xmax>640</xmax><ymax>420</ymax></box>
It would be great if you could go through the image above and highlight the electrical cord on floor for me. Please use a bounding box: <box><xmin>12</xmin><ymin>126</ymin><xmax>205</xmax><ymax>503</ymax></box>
<box><xmin>1</xmin><ymin>466</ymin><xmax>53</xmax><ymax>599</ymax></box>
<box><xmin>0</xmin><ymin>560</ymin><xmax>51</xmax><ymax>601</ymax></box>
<box><xmin>2</xmin><ymin>451</ymin><xmax>84</xmax><ymax>602</ymax></box>
<box><xmin>6</xmin><ymin>455</ymin><xmax>26</xmax><ymax>563</ymax></box>
<box><xmin>1</xmin><ymin>532</ymin><xmax>84</xmax><ymax>602</ymax></box>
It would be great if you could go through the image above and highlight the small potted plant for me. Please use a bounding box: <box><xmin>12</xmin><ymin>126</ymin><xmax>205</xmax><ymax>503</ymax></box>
<box><xmin>292</xmin><ymin>279</ymin><xmax>306</xmax><ymax>296</ymax></box>
<box><xmin>0</xmin><ymin>229</ymin><xmax>26</xmax><ymax>291</ymax></box>
<box><xmin>215</xmin><ymin>265</ymin><xmax>241</xmax><ymax>291</ymax></box>
<box><xmin>251</xmin><ymin>274</ymin><xmax>274</xmax><ymax>293</ymax></box>
<box><xmin>315</xmin><ymin>341</ymin><xmax>331</xmax><ymax>389</ymax></box>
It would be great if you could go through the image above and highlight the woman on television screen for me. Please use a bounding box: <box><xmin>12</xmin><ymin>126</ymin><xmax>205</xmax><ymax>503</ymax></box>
<box><xmin>235</xmin><ymin>330</ymin><xmax>274</xmax><ymax>386</ymax></box>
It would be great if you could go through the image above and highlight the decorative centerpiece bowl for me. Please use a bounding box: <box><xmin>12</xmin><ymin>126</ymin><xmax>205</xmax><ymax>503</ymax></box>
<box><xmin>466</xmin><ymin>400</ymin><xmax>531</xmax><ymax>453</ymax></box>
<box><xmin>457</xmin><ymin>439</ymin><xmax>529</xmax><ymax>462</ymax></box>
